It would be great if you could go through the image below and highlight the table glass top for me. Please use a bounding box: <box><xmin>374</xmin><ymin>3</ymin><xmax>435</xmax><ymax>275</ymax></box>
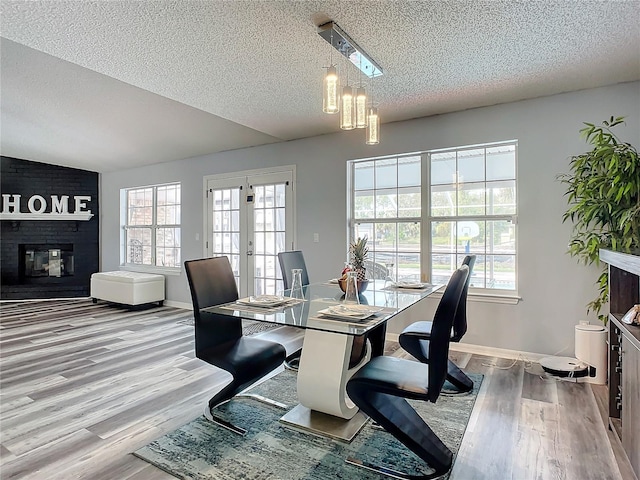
<box><xmin>201</xmin><ymin>280</ymin><xmax>442</xmax><ymax>335</ymax></box>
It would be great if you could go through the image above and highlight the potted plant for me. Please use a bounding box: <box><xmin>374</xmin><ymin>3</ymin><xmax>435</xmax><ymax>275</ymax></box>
<box><xmin>558</xmin><ymin>116</ymin><xmax>640</xmax><ymax>322</ymax></box>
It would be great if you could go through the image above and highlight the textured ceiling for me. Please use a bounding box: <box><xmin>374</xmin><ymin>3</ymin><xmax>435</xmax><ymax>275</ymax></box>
<box><xmin>1</xmin><ymin>1</ymin><xmax>639</xmax><ymax>172</ymax></box>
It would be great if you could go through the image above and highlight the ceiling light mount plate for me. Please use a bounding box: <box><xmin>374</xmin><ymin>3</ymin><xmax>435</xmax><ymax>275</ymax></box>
<box><xmin>318</xmin><ymin>21</ymin><xmax>383</xmax><ymax>78</ymax></box>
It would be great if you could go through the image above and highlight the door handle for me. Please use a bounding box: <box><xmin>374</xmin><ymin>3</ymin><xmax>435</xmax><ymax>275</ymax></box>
<box><xmin>247</xmin><ymin>250</ymin><xmax>253</xmax><ymax>256</ymax></box>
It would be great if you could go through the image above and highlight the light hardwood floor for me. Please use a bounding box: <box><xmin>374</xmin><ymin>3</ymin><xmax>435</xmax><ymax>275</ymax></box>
<box><xmin>0</xmin><ymin>300</ymin><xmax>629</xmax><ymax>479</ymax></box>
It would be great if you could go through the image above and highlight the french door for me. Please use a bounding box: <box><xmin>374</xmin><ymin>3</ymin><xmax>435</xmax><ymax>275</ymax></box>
<box><xmin>205</xmin><ymin>169</ymin><xmax>295</xmax><ymax>297</ymax></box>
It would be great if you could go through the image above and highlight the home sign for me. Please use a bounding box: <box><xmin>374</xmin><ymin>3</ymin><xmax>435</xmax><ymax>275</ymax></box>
<box><xmin>0</xmin><ymin>194</ymin><xmax>94</xmax><ymax>221</ymax></box>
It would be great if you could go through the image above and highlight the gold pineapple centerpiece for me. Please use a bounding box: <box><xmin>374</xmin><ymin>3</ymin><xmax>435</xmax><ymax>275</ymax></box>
<box><xmin>350</xmin><ymin>236</ymin><xmax>369</xmax><ymax>281</ymax></box>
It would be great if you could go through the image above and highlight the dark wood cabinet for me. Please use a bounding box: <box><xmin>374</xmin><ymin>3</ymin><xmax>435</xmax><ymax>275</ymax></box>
<box><xmin>622</xmin><ymin>335</ymin><xmax>640</xmax><ymax>474</ymax></box>
<box><xmin>600</xmin><ymin>249</ymin><xmax>640</xmax><ymax>479</ymax></box>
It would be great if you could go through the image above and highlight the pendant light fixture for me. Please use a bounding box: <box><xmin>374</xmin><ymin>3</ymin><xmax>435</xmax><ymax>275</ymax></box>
<box><xmin>317</xmin><ymin>21</ymin><xmax>383</xmax><ymax>142</ymax></box>
<box><xmin>323</xmin><ymin>65</ymin><xmax>339</xmax><ymax>114</ymax></box>
<box><xmin>365</xmin><ymin>106</ymin><xmax>380</xmax><ymax>145</ymax></box>
<box><xmin>340</xmin><ymin>63</ymin><xmax>355</xmax><ymax>129</ymax></box>
<box><xmin>366</xmin><ymin>76</ymin><xmax>379</xmax><ymax>144</ymax></box>
<box><xmin>340</xmin><ymin>85</ymin><xmax>355</xmax><ymax>129</ymax></box>
<box><xmin>322</xmin><ymin>28</ymin><xmax>339</xmax><ymax>114</ymax></box>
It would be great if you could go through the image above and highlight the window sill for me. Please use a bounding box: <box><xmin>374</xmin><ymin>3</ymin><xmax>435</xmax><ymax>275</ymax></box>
<box><xmin>429</xmin><ymin>290</ymin><xmax>521</xmax><ymax>305</ymax></box>
<box><xmin>121</xmin><ymin>265</ymin><xmax>182</xmax><ymax>276</ymax></box>
<box><xmin>468</xmin><ymin>292</ymin><xmax>521</xmax><ymax>305</ymax></box>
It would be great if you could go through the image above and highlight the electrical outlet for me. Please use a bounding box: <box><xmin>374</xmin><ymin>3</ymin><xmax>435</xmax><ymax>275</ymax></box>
<box><xmin>313</xmin><ymin>233</ymin><xmax>319</xmax><ymax>243</ymax></box>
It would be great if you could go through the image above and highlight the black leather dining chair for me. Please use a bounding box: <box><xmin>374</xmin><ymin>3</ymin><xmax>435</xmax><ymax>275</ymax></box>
<box><xmin>277</xmin><ymin>251</ymin><xmax>310</xmax><ymax>369</ymax></box>
<box><xmin>346</xmin><ymin>265</ymin><xmax>469</xmax><ymax>478</ymax></box>
<box><xmin>278</xmin><ymin>250</ymin><xmax>310</xmax><ymax>289</ymax></box>
<box><xmin>399</xmin><ymin>255</ymin><xmax>476</xmax><ymax>393</ymax></box>
<box><xmin>184</xmin><ymin>256</ymin><xmax>287</xmax><ymax>435</ymax></box>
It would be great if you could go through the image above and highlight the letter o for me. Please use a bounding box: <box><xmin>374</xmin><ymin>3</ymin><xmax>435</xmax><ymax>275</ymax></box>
<box><xmin>28</xmin><ymin>195</ymin><xmax>47</xmax><ymax>214</ymax></box>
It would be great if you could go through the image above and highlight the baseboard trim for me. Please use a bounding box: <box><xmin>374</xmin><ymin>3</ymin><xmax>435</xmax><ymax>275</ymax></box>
<box><xmin>164</xmin><ymin>300</ymin><xmax>192</xmax><ymax>310</ymax></box>
<box><xmin>0</xmin><ymin>296</ymin><xmax>193</xmax><ymax>311</ymax></box>
<box><xmin>0</xmin><ymin>296</ymin><xmax>92</xmax><ymax>303</ymax></box>
<box><xmin>386</xmin><ymin>332</ymin><xmax>547</xmax><ymax>362</ymax></box>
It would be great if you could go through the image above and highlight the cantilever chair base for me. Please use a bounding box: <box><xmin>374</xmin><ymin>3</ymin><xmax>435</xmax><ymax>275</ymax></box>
<box><xmin>204</xmin><ymin>392</ymin><xmax>289</xmax><ymax>436</ymax></box>
<box><xmin>204</xmin><ymin>404</ymin><xmax>248</xmax><ymax>436</ymax></box>
<box><xmin>346</xmin><ymin>455</ymin><xmax>445</xmax><ymax>480</ymax></box>
<box><xmin>399</xmin><ymin>332</ymin><xmax>474</xmax><ymax>394</ymax></box>
<box><xmin>443</xmin><ymin>361</ymin><xmax>474</xmax><ymax>393</ymax></box>
<box><xmin>284</xmin><ymin>352</ymin><xmax>301</xmax><ymax>370</ymax></box>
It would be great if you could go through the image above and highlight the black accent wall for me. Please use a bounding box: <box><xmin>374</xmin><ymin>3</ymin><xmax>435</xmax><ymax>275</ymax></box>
<box><xmin>1</xmin><ymin>157</ymin><xmax>99</xmax><ymax>299</ymax></box>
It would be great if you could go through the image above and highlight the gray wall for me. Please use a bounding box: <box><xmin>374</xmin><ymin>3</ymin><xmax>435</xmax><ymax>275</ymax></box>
<box><xmin>100</xmin><ymin>81</ymin><xmax>640</xmax><ymax>356</ymax></box>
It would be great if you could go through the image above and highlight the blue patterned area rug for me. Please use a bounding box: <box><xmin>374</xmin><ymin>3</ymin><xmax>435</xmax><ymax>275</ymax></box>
<box><xmin>135</xmin><ymin>369</ymin><xmax>482</xmax><ymax>479</ymax></box>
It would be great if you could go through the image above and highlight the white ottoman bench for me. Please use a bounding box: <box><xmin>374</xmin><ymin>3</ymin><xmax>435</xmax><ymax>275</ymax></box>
<box><xmin>91</xmin><ymin>271</ymin><xmax>165</xmax><ymax>307</ymax></box>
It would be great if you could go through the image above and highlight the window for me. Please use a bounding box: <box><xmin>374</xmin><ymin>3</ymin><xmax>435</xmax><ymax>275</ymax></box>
<box><xmin>124</xmin><ymin>183</ymin><xmax>181</xmax><ymax>269</ymax></box>
<box><xmin>349</xmin><ymin>142</ymin><xmax>517</xmax><ymax>294</ymax></box>
<box><xmin>351</xmin><ymin>156</ymin><xmax>423</xmax><ymax>283</ymax></box>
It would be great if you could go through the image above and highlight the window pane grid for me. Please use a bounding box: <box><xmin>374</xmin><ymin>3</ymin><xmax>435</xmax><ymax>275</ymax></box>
<box><xmin>430</xmin><ymin>218</ymin><xmax>515</xmax><ymax>289</ymax></box>
<box><xmin>352</xmin><ymin>154</ymin><xmax>422</xmax><ymax>283</ymax></box>
<box><xmin>251</xmin><ymin>182</ymin><xmax>288</xmax><ymax>295</ymax></box>
<box><xmin>212</xmin><ymin>187</ymin><xmax>240</xmax><ymax>261</ymax></box>
<box><xmin>126</xmin><ymin>227</ymin><xmax>152</xmax><ymax>265</ymax></box>
<box><xmin>351</xmin><ymin>141</ymin><xmax>516</xmax><ymax>292</ymax></box>
<box><xmin>429</xmin><ymin>143</ymin><xmax>516</xmax><ymax>290</ymax></box>
<box><xmin>356</xmin><ymin>222</ymin><xmax>421</xmax><ymax>281</ymax></box>
<box><xmin>209</xmin><ymin>185</ymin><xmax>241</xmax><ymax>291</ymax></box>
<box><xmin>156</xmin><ymin>227</ymin><xmax>181</xmax><ymax>268</ymax></box>
<box><xmin>127</xmin><ymin>187</ymin><xmax>153</xmax><ymax>226</ymax></box>
<box><xmin>124</xmin><ymin>183</ymin><xmax>181</xmax><ymax>268</ymax></box>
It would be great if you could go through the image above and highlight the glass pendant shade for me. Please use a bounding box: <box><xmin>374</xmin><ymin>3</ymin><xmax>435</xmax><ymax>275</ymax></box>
<box><xmin>323</xmin><ymin>65</ymin><xmax>339</xmax><ymax>114</ymax></box>
<box><xmin>340</xmin><ymin>85</ymin><xmax>355</xmax><ymax>130</ymax></box>
<box><xmin>355</xmin><ymin>87</ymin><xmax>368</xmax><ymax>128</ymax></box>
<box><xmin>365</xmin><ymin>107</ymin><xmax>380</xmax><ymax>145</ymax></box>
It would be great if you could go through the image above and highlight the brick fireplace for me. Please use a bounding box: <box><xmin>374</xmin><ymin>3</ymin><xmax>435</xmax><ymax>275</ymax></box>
<box><xmin>1</xmin><ymin>157</ymin><xmax>99</xmax><ymax>299</ymax></box>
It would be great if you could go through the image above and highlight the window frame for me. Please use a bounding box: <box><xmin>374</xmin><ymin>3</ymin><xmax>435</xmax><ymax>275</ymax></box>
<box><xmin>348</xmin><ymin>141</ymin><xmax>519</xmax><ymax>300</ymax></box>
<box><xmin>121</xmin><ymin>182</ymin><xmax>182</xmax><ymax>273</ymax></box>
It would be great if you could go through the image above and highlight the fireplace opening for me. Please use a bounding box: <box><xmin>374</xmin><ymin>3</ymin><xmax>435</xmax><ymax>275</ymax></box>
<box><xmin>20</xmin><ymin>244</ymin><xmax>74</xmax><ymax>278</ymax></box>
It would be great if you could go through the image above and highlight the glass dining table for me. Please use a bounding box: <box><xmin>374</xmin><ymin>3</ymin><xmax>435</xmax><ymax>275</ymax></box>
<box><xmin>201</xmin><ymin>280</ymin><xmax>441</xmax><ymax>441</ymax></box>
